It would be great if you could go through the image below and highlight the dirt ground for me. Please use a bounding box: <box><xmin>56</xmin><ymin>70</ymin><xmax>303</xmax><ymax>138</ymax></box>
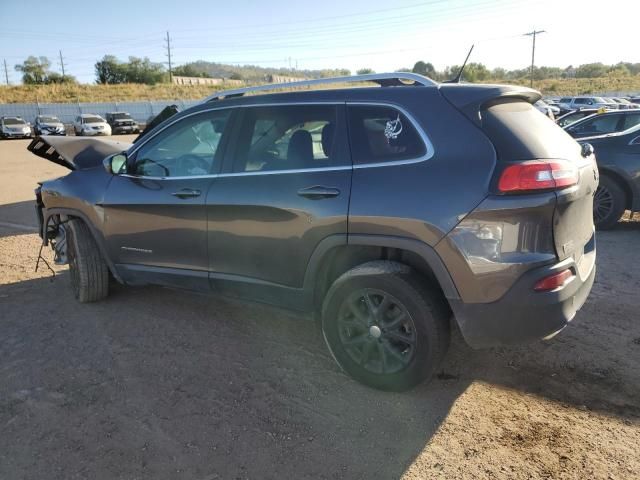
<box><xmin>0</xmin><ymin>138</ymin><xmax>638</xmax><ymax>480</ymax></box>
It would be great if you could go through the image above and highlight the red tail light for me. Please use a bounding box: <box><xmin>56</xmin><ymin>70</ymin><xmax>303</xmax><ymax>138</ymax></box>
<box><xmin>534</xmin><ymin>269</ymin><xmax>574</xmax><ymax>292</ymax></box>
<box><xmin>498</xmin><ymin>160</ymin><xmax>578</xmax><ymax>193</ymax></box>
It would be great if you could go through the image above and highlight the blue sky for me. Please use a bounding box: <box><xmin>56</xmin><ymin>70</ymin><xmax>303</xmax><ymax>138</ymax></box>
<box><xmin>1</xmin><ymin>0</ymin><xmax>638</xmax><ymax>84</ymax></box>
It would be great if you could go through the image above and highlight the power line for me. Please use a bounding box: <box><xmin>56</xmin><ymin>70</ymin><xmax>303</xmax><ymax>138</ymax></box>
<box><xmin>524</xmin><ymin>28</ymin><xmax>545</xmax><ymax>88</ymax></box>
<box><xmin>165</xmin><ymin>31</ymin><xmax>173</xmax><ymax>83</ymax></box>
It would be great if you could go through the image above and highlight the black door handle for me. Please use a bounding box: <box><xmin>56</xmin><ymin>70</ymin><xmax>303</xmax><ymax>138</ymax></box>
<box><xmin>297</xmin><ymin>186</ymin><xmax>341</xmax><ymax>199</ymax></box>
<box><xmin>171</xmin><ymin>188</ymin><xmax>201</xmax><ymax>199</ymax></box>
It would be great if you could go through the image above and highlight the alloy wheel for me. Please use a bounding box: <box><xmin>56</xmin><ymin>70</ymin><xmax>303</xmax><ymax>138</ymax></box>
<box><xmin>594</xmin><ymin>185</ymin><xmax>614</xmax><ymax>224</ymax></box>
<box><xmin>337</xmin><ymin>288</ymin><xmax>417</xmax><ymax>375</ymax></box>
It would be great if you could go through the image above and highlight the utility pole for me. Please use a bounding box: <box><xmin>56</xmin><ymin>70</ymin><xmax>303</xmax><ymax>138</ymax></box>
<box><xmin>524</xmin><ymin>29</ymin><xmax>545</xmax><ymax>88</ymax></box>
<box><xmin>165</xmin><ymin>31</ymin><xmax>173</xmax><ymax>84</ymax></box>
<box><xmin>58</xmin><ymin>50</ymin><xmax>66</xmax><ymax>80</ymax></box>
<box><xmin>3</xmin><ymin>59</ymin><xmax>8</xmax><ymax>85</ymax></box>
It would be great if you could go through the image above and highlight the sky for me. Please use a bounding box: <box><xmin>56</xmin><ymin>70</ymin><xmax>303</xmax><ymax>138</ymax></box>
<box><xmin>1</xmin><ymin>0</ymin><xmax>638</xmax><ymax>84</ymax></box>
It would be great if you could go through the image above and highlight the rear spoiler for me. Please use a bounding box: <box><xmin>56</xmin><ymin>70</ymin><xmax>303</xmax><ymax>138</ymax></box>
<box><xmin>439</xmin><ymin>84</ymin><xmax>541</xmax><ymax>127</ymax></box>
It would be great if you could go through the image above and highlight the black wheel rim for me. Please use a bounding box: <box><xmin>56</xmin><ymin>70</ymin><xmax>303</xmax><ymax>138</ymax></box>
<box><xmin>337</xmin><ymin>288</ymin><xmax>416</xmax><ymax>375</ymax></box>
<box><xmin>594</xmin><ymin>185</ymin><xmax>613</xmax><ymax>223</ymax></box>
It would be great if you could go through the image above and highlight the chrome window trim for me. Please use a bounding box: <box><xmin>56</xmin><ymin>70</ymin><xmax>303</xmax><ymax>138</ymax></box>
<box><xmin>124</xmin><ymin>101</ymin><xmax>434</xmax><ymax>180</ymax></box>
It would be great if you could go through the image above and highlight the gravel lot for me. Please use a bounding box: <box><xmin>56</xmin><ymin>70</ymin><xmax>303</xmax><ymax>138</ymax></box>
<box><xmin>0</xmin><ymin>138</ymin><xmax>638</xmax><ymax>479</ymax></box>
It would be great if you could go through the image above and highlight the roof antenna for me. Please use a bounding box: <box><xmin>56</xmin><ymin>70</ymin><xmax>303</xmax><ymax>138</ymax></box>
<box><xmin>445</xmin><ymin>44</ymin><xmax>475</xmax><ymax>83</ymax></box>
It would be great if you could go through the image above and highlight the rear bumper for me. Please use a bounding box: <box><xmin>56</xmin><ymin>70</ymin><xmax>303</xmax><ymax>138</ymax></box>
<box><xmin>450</xmin><ymin>249</ymin><xmax>596</xmax><ymax>349</ymax></box>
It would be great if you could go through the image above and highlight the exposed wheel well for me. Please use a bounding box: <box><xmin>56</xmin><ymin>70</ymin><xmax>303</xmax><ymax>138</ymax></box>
<box><xmin>599</xmin><ymin>169</ymin><xmax>632</xmax><ymax>210</ymax></box>
<box><xmin>313</xmin><ymin>244</ymin><xmax>449</xmax><ymax>314</ymax></box>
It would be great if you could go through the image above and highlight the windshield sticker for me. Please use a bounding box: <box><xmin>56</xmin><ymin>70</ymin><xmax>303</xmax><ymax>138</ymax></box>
<box><xmin>384</xmin><ymin>115</ymin><xmax>403</xmax><ymax>139</ymax></box>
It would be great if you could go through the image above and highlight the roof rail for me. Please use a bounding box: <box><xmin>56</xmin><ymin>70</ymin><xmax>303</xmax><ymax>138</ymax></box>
<box><xmin>203</xmin><ymin>72</ymin><xmax>437</xmax><ymax>102</ymax></box>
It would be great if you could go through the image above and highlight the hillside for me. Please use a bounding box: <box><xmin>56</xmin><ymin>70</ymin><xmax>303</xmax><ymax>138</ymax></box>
<box><xmin>2</xmin><ymin>76</ymin><xmax>640</xmax><ymax>104</ymax></box>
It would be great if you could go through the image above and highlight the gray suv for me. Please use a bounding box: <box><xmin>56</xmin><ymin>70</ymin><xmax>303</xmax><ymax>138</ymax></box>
<box><xmin>29</xmin><ymin>73</ymin><xmax>597</xmax><ymax>391</ymax></box>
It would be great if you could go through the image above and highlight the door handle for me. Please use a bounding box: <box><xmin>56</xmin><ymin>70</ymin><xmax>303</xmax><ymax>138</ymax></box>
<box><xmin>297</xmin><ymin>186</ymin><xmax>341</xmax><ymax>199</ymax></box>
<box><xmin>171</xmin><ymin>188</ymin><xmax>201</xmax><ymax>199</ymax></box>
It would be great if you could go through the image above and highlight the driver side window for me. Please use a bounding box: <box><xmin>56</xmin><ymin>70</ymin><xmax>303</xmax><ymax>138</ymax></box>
<box><xmin>132</xmin><ymin>109</ymin><xmax>230</xmax><ymax>177</ymax></box>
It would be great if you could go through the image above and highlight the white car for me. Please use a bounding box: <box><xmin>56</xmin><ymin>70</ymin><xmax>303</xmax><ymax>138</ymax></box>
<box><xmin>73</xmin><ymin>114</ymin><xmax>111</xmax><ymax>136</ymax></box>
<box><xmin>0</xmin><ymin>116</ymin><xmax>32</xmax><ymax>139</ymax></box>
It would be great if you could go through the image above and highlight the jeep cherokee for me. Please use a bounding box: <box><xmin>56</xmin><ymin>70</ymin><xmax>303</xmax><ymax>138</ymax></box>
<box><xmin>29</xmin><ymin>73</ymin><xmax>598</xmax><ymax>391</ymax></box>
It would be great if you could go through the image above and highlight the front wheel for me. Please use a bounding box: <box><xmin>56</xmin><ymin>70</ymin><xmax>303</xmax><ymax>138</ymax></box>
<box><xmin>594</xmin><ymin>176</ymin><xmax>626</xmax><ymax>230</ymax></box>
<box><xmin>66</xmin><ymin>219</ymin><xmax>110</xmax><ymax>302</ymax></box>
<box><xmin>321</xmin><ymin>261</ymin><xmax>450</xmax><ymax>392</ymax></box>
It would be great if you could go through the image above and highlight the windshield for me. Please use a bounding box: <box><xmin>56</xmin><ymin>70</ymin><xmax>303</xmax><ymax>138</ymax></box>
<box><xmin>594</xmin><ymin>97</ymin><xmax>608</xmax><ymax>103</ymax></box>
<box><xmin>83</xmin><ymin>116</ymin><xmax>104</xmax><ymax>124</ymax></box>
<box><xmin>3</xmin><ymin>118</ymin><xmax>26</xmax><ymax>125</ymax></box>
<box><xmin>112</xmin><ymin>113</ymin><xmax>132</xmax><ymax>120</ymax></box>
<box><xmin>39</xmin><ymin>116</ymin><xmax>60</xmax><ymax>123</ymax></box>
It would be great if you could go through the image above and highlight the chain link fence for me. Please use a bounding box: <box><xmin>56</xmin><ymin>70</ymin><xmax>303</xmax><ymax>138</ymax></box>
<box><xmin>0</xmin><ymin>100</ymin><xmax>201</xmax><ymax>125</ymax></box>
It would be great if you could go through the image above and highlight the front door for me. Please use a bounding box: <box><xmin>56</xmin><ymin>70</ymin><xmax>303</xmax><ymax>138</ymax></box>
<box><xmin>206</xmin><ymin>103</ymin><xmax>352</xmax><ymax>303</ymax></box>
<box><xmin>103</xmin><ymin>108</ymin><xmax>232</xmax><ymax>290</ymax></box>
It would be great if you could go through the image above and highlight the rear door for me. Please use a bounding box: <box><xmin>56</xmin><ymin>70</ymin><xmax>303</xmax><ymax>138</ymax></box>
<box><xmin>205</xmin><ymin>103</ymin><xmax>351</xmax><ymax>295</ymax></box>
<box><xmin>103</xmin><ymin>108</ymin><xmax>232</xmax><ymax>289</ymax></box>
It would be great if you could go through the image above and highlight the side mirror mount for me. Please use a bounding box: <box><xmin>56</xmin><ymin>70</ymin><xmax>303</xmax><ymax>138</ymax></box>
<box><xmin>104</xmin><ymin>153</ymin><xmax>128</xmax><ymax>174</ymax></box>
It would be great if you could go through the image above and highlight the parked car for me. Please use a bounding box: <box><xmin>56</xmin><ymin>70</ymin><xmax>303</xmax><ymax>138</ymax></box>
<box><xmin>105</xmin><ymin>112</ymin><xmax>140</xmax><ymax>135</ymax></box>
<box><xmin>555</xmin><ymin>109</ymin><xmax>602</xmax><ymax>128</ymax></box>
<box><xmin>29</xmin><ymin>73</ymin><xmax>597</xmax><ymax>391</ymax></box>
<box><xmin>558</xmin><ymin>96</ymin><xmax>618</xmax><ymax>113</ymax></box>
<box><xmin>609</xmin><ymin>97</ymin><xmax>639</xmax><ymax>109</ymax></box>
<box><xmin>73</xmin><ymin>114</ymin><xmax>111</xmax><ymax>136</ymax></box>
<box><xmin>0</xmin><ymin>116</ymin><xmax>32</xmax><ymax>139</ymax></box>
<box><xmin>34</xmin><ymin>115</ymin><xmax>66</xmax><ymax>136</ymax></box>
<box><xmin>534</xmin><ymin>100</ymin><xmax>559</xmax><ymax>119</ymax></box>
<box><xmin>563</xmin><ymin>110</ymin><xmax>640</xmax><ymax>139</ymax></box>
<box><xmin>578</xmin><ymin>124</ymin><xmax>640</xmax><ymax>229</ymax></box>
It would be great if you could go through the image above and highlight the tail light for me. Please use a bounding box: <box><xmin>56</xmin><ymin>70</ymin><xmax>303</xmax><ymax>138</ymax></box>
<box><xmin>498</xmin><ymin>160</ymin><xmax>579</xmax><ymax>193</ymax></box>
<box><xmin>534</xmin><ymin>269</ymin><xmax>574</xmax><ymax>292</ymax></box>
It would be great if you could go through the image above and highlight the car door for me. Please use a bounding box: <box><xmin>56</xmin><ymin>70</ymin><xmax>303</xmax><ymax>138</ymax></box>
<box><xmin>205</xmin><ymin>103</ymin><xmax>351</xmax><ymax>303</ymax></box>
<box><xmin>102</xmin><ymin>108</ymin><xmax>232</xmax><ymax>290</ymax></box>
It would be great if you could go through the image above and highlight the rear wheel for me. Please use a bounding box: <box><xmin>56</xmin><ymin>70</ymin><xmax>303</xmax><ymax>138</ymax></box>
<box><xmin>321</xmin><ymin>261</ymin><xmax>450</xmax><ymax>392</ymax></box>
<box><xmin>594</xmin><ymin>176</ymin><xmax>626</xmax><ymax>230</ymax></box>
<box><xmin>66</xmin><ymin>219</ymin><xmax>109</xmax><ymax>302</ymax></box>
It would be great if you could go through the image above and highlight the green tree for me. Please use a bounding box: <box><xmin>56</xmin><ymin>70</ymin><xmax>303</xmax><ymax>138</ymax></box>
<box><xmin>412</xmin><ymin>61</ymin><xmax>436</xmax><ymax>79</ymax></box>
<box><xmin>15</xmin><ymin>56</ymin><xmax>51</xmax><ymax>84</ymax></box>
<box><xmin>356</xmin><ymin>68</ymin><xmax>375</xmax><ymax>75</ymax></box>
<box><xmin>95</xmin><ymin>55</ymin><xmax>126</xmax><ymax>84</ymax></box>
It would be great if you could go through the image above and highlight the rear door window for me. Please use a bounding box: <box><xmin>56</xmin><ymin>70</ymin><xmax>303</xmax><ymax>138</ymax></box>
<box><xmin>622</xmin><ymin>113</ymin><xmax>640</xmax><ymax>130</ymax></box>
<box><xmin>231</xmin><ymin>104</ymin><xmax>341</xmax><ymax>172</ymax></box>
<box><xmin>346</xmin><ymin>105</ymin><xmax>426</xmax><ymax>165</ymax></box>
<box><xmin>568</xmin><ymin>115</ymin><xmax>620</xmax><ymax>135</ymax></box>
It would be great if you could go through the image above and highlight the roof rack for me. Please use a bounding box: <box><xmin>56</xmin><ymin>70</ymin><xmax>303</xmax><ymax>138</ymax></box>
<box><xmin>203</xmin><ymin>72</ymin><xmax>437</xmax><ymax>102</ymax></box>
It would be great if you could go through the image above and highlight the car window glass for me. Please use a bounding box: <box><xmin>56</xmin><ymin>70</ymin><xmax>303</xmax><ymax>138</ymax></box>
<box><xmin>622</xmin><ymin>114</ymin><xmax>640</xmax><ymax>130</ymax></box>
<box><xmin>574</xmin><ymin>115</ymin><xmax>619</xmax><ymax>134</ymax></box>
<box><xmin>133</xmin><ymin>110</ymin><xmax>230</xmax><ymax>177</ymax></box>
<box><xmin>232</xmin><ymin>105</ymin><xmax>338</xmax><ymax>172</ymax></box>
<box><xmin>574</xmin><ymin>98</ymin><xmax>587</xmax><ymax>104</ymax></box>
<box><xmin>347</xmin><ymin>105</ymin><xmax>426</xmax><ymax>164</ymax></box>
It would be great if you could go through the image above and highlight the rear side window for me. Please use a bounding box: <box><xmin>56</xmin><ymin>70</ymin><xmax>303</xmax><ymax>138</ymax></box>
<box><xmin>347</xmin><ymin>105</ymin><xmax>426</xmax><ymax>165</ymax></box>
<box><xmin>622</xmin><ymin>113</ymin><xmax>640</xmax><ymax>130</ymax></box>
<box><xmin>481</xmin><ymin>100</ymin><xmax>579</xmax><ymax>161</ymax></box>
<box><xmin>232</xmin><ymin>104</ymin><xmax>340</xmax><ymax>172</ymax></box>
<box><xmin>568</xmin><ymin>115</ymin><xmax>620</xmax><ymax>134</ymax></box>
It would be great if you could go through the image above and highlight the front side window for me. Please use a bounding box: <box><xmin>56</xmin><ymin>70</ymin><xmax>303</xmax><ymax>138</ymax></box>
<box><xmin>574</xmin><ymin>98</ymin><xmax>588</xmax><ymax>105</ymax></box>
<box><xmin>347</xmin><ymin>105</ymin><xmax>426</xmax><ymax>164</ymax></box>
<box><xmin>132</xmin><ymin>109</ymin><xmax>230</xmax><ymax>177</ymax></box>
<box><xmin>232</xmin><ymin>105</ymin><xmax>339</xmax><ymax>172</ymax></box>
<box><xmin>569</xmin><ymin>115</ymin><xmax>620</xmax><ymax>135</ymax></box>
<box><xmin>622</xmin><ymin>114</ymin><xmax>640</xmax><ymax>130</ymax></box>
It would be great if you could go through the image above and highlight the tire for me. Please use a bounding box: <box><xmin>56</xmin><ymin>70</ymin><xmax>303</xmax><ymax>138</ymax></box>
<box><xmin>66</xmin><ymin>219</ymin><xmax>109</xmax><ymax>302</ymax></box>
<box><xmin>321</xmin><ymin>261</ymin><xmax>450</xmax><ymax>392</ymax></box>
<box><xmin>594</xmin><ymin>176</ymin><xmax>626</xmax><ymax>230</ymax></box>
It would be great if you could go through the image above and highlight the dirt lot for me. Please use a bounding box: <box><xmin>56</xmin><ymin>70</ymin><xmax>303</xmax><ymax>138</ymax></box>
<box><xmin>0</xmin><ymin>138</ymin><xmax>638</xmax><ymax>479</ymax></box>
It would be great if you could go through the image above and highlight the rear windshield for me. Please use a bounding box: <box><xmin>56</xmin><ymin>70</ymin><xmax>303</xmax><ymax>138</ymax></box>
<box><xmin>481</xmin><ymin>100</ymin><xmax>579</xmax><ymax>161</ymax></box>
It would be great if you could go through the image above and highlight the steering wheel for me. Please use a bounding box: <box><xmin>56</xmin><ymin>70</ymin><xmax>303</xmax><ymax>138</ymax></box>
<box><xmin>177</xmin><ymin>154</ymin><xmax>210</xmax><ymax>175</ymax></box>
